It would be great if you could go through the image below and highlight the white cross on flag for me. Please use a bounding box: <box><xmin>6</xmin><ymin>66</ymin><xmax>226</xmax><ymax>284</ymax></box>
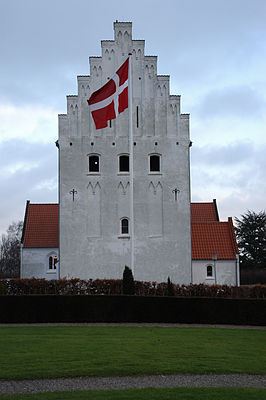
<box><xmin>88</xmin><ymin>58</ymin><xmax>129</xmax><ymax>130</ymax></box>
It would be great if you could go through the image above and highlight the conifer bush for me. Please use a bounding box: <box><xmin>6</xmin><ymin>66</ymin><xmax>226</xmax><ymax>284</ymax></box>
<box><xmin>167</xmin><ymin>277</ymin><xmax>175</xmax><ymax>296</ymax></box>
<box><xmin>122</xmin><ymin>266</ymin><xmax>135</xmax><ymax>295</ymax></box>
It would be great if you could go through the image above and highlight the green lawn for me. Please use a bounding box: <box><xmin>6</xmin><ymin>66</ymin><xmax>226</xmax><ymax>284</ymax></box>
<box><xmin>0</xmin><ymin>326</ymin><xmax>265</xmax><ymax>380</ymax></box>
<box><xmin>0</xmin><ymin>388</ymin><xmax>266</xmax><ymax>400</ymax></box>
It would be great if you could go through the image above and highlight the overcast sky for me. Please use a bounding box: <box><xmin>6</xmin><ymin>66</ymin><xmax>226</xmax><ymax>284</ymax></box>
<box><xmin>0</xmin><ymin>0</ymin><xmax>266</xmax><ymax>234</ymax></box>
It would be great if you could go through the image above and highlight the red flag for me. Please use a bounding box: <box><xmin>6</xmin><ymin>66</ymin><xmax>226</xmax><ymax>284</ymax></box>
<box><xmin>88</xmin><ymin>58</ymin><xmax>129</xmax><ymax>129</ymax></box>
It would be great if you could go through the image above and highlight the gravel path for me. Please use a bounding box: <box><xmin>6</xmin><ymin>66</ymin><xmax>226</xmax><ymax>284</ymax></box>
<box><xmin>1</xmin><ymin>374</ymin><xmax>266</xmax><ymax>394</ymax></box>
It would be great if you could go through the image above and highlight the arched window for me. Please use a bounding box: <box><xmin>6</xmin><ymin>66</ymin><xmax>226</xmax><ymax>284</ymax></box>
<box><xmin>207</xmin><ymin>265</ymin><xmax>213</xmax><ymax>277</ymax></box>
<box><xmin>88</xmin><ymin>154</ymin><xmax>100</xmax><ymax>173</ymax></box>
<box><xmin>149</xmin><ymin>154</ymin><xmax>160</xmax><ymax>173</ymax></box>
<box><xmin>121</xmin><ymin>218</ymin><xmax>129</xmax><ymax>235</ymax></box>
<box><xmin>49</xmin><ymin>256</ymin><xmax>53</xmax><ymax>270</ymax></box>
<box><xmin>119</xmin><ymin>155</ymin><xmax>129</xmax><ymax>172</ymax></box>
<box><xmin>48</xmin><ymin>256</ymin><xmax>58</xmax><ymax>270</ymax></box>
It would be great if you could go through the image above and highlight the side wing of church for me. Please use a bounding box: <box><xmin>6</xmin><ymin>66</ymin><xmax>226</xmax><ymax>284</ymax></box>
<box><xmin>21</xmin><ymin>202</ymin><xmax>59</xmax><ymax>280</ymax></box>
<box><xmin>21</xmin><ymin>200</ymin><xmax>239</xmax><ymax>285</ymax></box>
<box><xmin>58</xmin><ymin>22</ymin><xmax>192</xmax><ymax>283</ymax></box>
<box><xmin>191</xmin><ymin>201</ymin><xmax>239</xmax><ymax>285</ymax></box>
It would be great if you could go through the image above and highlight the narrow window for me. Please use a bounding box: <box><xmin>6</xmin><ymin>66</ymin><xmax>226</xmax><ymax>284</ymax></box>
<box><xmin>150</xmin><ymin>154</ymin><xmax>160</xmax><ymax>172</ymax></box>
<box><xmin>109</xmin><ymin>120</ymin><xmax>112</xmax><ymax>128</ymax></box>
<box><xmin>121</xmin><ymin>218</ymin><xmax>129</xmax><ymax>234</ymax></box>
<box><xmin>136</xmin><ymin>106</ymin><xmax>139</xmax><ymax>128</ymax></box>
<box><xmin>207</xmin><ymin>265</ymin><xmax>213</xmax><ymax>277</ymax></box>
<box><xmin>48</xmin><ymin>255</ymin><xmax>57</xmax><ymax>270</ymax></box>
<box><xmin>53</xmin><ymin>256</ymin><xmax>58</xmax><ymax>269</ymax></box>
<box><xmin>89</xmin><ymin>155</ymin><xmax>100</xmax><ymax>172</ymax></box>
<box><xmin>119</xmin><ymin>155</ymin><xmax>129</xmax><ymax>172</ymax></box>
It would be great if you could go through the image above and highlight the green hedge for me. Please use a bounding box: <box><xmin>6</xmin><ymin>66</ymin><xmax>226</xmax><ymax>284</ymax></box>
<box><xmin>0</xmin><ymin>295</ymin><xmax>265</xmax><ymax>325</ymax></box>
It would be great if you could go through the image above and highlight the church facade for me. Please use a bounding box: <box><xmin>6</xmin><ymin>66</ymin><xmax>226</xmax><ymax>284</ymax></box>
<box><xmin>59</xmin><ymin>21</ymin><xmax>192</xmax><ymax>283</ymax></box>
<box><xmin>20</xmin><ymin>22</ymin><xmax>240</xmax><ymax>285</ymax></box>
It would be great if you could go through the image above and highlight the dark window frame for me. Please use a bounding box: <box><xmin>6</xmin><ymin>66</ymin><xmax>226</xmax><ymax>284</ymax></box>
<box><xmin>88</xmin><ymin>154</ymin><xmax>100</xmax><ymax>173</ymax></box>
<box><xmin>121</xmin><ymin>218</ymin><xmax>129</xmax><ymax>235</ymax></box>
<box><xmin>207</xmin><ymin>265</ymin><xmax>213</xmax><ymax>277</ymax></box>
<box><xmin>48</xmin><ymin>256</ymin><xmax>57</xmax><ymax>270</ymax></box>
<box><xmin>119</xmin><ymin>154</ymin><xmax>129</xmax><ymax>173</ymax></box>
<box><xmin>149</xmin><ymin>154</ymin><xmax>161</xmax><ymax>173</ymax></box>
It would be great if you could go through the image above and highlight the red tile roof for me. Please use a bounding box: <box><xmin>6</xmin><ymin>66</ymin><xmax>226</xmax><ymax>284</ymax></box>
<box><xmin>22</xmin><ymin>203</ymin><xmax>58</xmax><ymax>248</ymax></box>
<box><xmin>22</xmin><ymin>201</ymin><xmax>238</xmax><ymax>259</ymax></box>
<box><xmin>190</xmin><ymin>201</ymin><xmax>238</xmax><ymax>259</ymax></box>
<box><xmin>191</xmin><ymin>219</ymin><xmax>239</xmax><ymax>260</ymax></box>
<box><xmin>191</xmin><ymin>200</ymin><xmax>219</xmax><ymax>222</ymax></box>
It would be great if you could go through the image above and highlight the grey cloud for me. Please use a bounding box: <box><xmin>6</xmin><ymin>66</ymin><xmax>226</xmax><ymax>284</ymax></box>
<box><xmin>218</xmin><ymin>193</ymin><xmax>266</xmax><ymax>222</ymax></box>
<box><xmin>0</xmin><ymin>140</ymin><xmax>57</xmax><ymax>166</ymax></box>
<box><xmin>191</xmin><ymin>142</ymin><xmax>266</xmax><ymax>216</ymax></box>
<box><xmin>191</xmin><ymin>142</ymin><xmax>254</xmax><ymax>167</ymax></box>
<box><xmin>0</xmin><ymin>67</ymin><xmax>79</xmax><ymax>109</ymax></box>
<box><xmin>0</xmin><ymin>140</ymin><xmax>57</xmax><ymax>233</ymax></box>
<box><xmin>191</xmin><ymin>141</ymin><xmax>266</xmax><ymax>210</ymax></box>
<box><xmin>192</xmin><ymin>165</ymin><xmax>253</xmax><ymax>192</ymax></box>
<box><xmin>2</xmin><ymin>0</ymin><xmax>266</xmax><ymax>107</ymax></box>
<box><xmin>192</xmin><ymin>86</ymin><xmax>265</xmax><ymax>119</ymax></box>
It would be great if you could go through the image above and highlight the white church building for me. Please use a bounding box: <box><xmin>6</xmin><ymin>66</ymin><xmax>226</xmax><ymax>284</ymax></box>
<box><xmin>21</xmin><ymin>22</ymin><xmax>240</xmax><ymax>286</ymax></box>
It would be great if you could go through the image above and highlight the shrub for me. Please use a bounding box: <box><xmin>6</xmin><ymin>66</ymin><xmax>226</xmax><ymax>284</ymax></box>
<box><xmin>0</xmin><ymin>281</ymin><xmax>7</xmax><ymax>295</ymax></box>
<box><xmin>0</xmin><ymin>296</ymin><xmax>265</xmax><ymax>325</ymax></box>
<box><xmin>0</xmin><ymin>278</ymin><xmax>266</xmax><ymax>299</ymax></box>
<box><xmin>122</xmin><ymin>266</ymin><xmax>135</xmax><ymax>295</ymax></box>
<box><xmin>167</xmin><ymin>277</ymin><xmax>175</xmax><ymax>296</ymax></box>
<box><xmin>240</xmin><ymin>268</ymin><xmax>266</xmax><ymax>285</ymax></box>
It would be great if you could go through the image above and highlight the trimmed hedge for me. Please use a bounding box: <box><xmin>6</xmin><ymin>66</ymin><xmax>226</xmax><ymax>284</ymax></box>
<box><xmin>1</xmin><ymin>278</ymin><xmax>266</xmax><ymax>298</ymax></box>
<box><xmin>0</xmin><ymin>295</ymin><xmax>265</xmax><ymax>325</ymax></box>
<box><xmin>240</xmin><ymin>268</ymin><xmax>266</xmax><ymax>285</ymax></box>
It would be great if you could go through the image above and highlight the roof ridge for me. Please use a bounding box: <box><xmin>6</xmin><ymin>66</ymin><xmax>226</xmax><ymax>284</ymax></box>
<box><xmin>29</xmin><ymin>203</ymin><xmax>59</xmax><ymax>205</ymax></box>
<box><xmin>191</xmin><ymin>201</ymin><xmax>213</xmax><ymax>204</ymax></box>
<box><xmin>192</xmin><ymin>221</ymin><xmax>228</xmax><ymax>224</ymax></box>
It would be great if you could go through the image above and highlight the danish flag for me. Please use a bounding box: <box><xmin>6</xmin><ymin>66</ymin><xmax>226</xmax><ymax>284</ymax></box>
<box><xmin>88</xmin><ymin>58</ymin><xmax>129</xmax><ymax>129</ymax></box>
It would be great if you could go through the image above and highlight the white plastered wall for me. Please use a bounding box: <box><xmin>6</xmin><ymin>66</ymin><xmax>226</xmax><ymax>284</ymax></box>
<box><xmin>21</xmin><ymin>248</ymin><xmax>59</xmax><ymax>280</ymax></box>
<box><xmin>192</xmin><ymin>259</ymin><xmax>238</xmax><ymax>286</ymax></box>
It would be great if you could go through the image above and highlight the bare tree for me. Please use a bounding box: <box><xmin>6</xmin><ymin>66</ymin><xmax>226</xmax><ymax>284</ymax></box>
<box><xmin>0</xmin><ymin>221</ymin><xmax>23</xmax><ymax>278</ymax></box>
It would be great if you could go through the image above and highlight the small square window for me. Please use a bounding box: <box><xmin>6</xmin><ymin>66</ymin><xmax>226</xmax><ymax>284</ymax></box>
<box><xmin>89</xmin><ymin>155</ymin><xmax>100</xmax><ymax>173</ymax></box>
<box><xmin>150</xmin><ymin>155</ymin><xmax>160</xmax><ymax>172</ymax></box>
<box><xmin>119</xmin><ymin>155</ymin><xmax>129</xmax><ymax>172</ymax></box>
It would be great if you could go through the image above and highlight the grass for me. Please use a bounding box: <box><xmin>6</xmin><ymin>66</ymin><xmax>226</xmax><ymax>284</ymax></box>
<box><xmin>0</xmin><ymin>326</ymin><xmax>265</xmax><ymax>380</ymax></box>
<box><xmin>1</xmin><ymin>388</ymin><xmax>266</xmax><ymax>400</ymax></box>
